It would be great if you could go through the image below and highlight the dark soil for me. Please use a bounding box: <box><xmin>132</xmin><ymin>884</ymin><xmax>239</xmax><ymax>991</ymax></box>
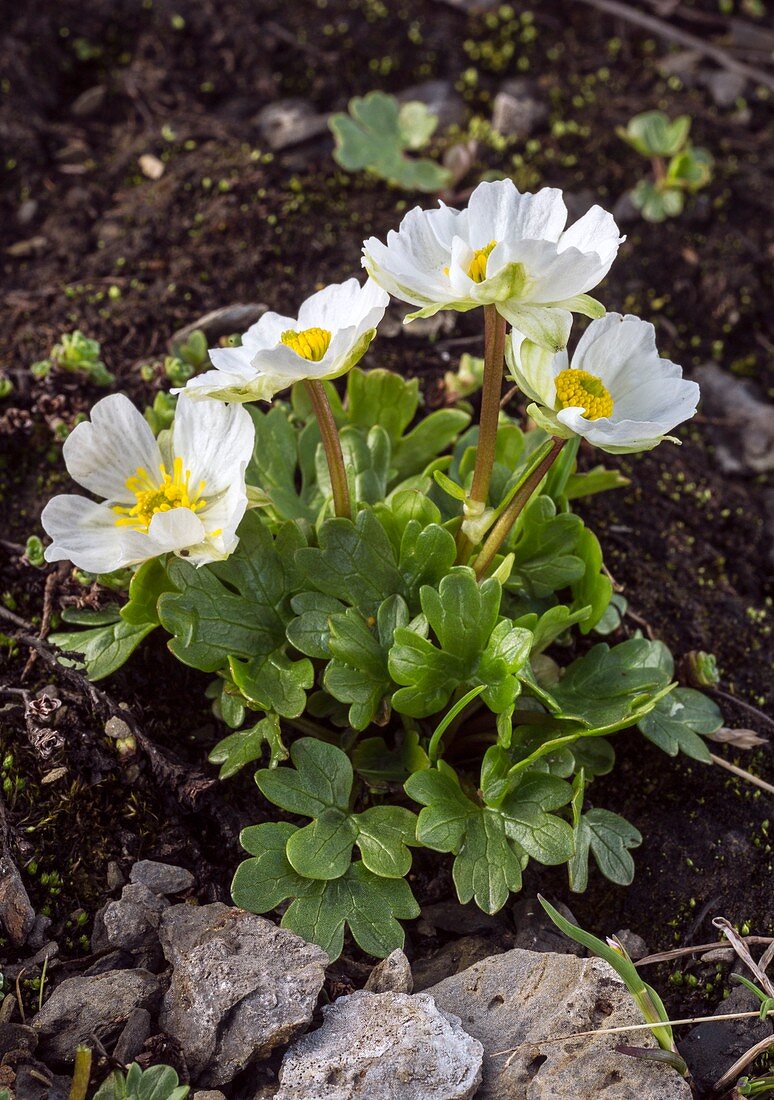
<box><xmin>1</xmin><ymin>0</ymin><xmax>772</xmax><ymax>1080</ymax></box>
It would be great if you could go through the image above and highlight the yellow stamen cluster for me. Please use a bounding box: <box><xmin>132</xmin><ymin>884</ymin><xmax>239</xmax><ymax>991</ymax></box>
<box><xmin>467</xmin><ymin>240</ymin><xmax>497</xmax><ymax>283</ymax></box>
<box><xmin>281</xmin><ymin>327</ymin><xmax>332</xmax><ymax>362</ymax></box>
<box><xmin>555</xmin><ymin>369</ymin><xmax>614</xmax><ymax>420</ymax></box>
<box><xmin>113</xmin><ymin>457</ymin><xmax>207</xmax><ymax>531</ymax></box>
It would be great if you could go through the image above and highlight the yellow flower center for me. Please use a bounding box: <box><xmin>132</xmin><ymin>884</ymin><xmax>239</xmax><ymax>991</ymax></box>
<box><xmin>555</xmin><ymin>369</ymin><xmax>614</xmax><ymax>420</ymax></box>
<box><xmin>280</xmin><ymin>327</ymin><xmax>332</xmax><ymax>361</ymax></box>
<box><xmin>467</xmin><ymin>240</ymin><xmax>497</xmax><ymax>283</ymax></box>
<box><xmin>113</xmin><ymin>456</ymin><xmax>207</xmax><ymax>532</ymax></box>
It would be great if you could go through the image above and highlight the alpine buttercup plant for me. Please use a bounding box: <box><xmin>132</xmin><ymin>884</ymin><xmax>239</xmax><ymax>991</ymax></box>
<box><xmin>41</xmin><ymin>179</ymin><xmax>719</xmax><ymax>961</ymax></box>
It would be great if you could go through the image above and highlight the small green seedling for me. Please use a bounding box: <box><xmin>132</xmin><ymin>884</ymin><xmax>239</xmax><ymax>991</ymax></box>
<box><xmin>144</xmin><ymin>390</ymin><xmax>177</xmax><ymax>434</ymax></box>
<box><xmin>738</xmin><ymin>1075</ymin><xmax>774</xmax><ymax>1098</ymax></box>
<box><xmin>444</xmin><ymin>353</ymin><xmax>485</xmax><ymax>401</ymax></box>
<box><xmin>330</xmin><ymin>91</ymin><xmax>452</xmax><ymax>193</ymax></box>
<box><xmin>618</xmin><ymin>111</ymin><xmax>713</xmax><ymax>222</ymax></box>
<box><xmin>164</xmin><ymin>328</ymin><xmax>209</xmax><ymax>387</ymax></box>
<box><xmin>32</xmin><ymin>330</ymin><xmax>114</xmax><ymax>386</ymax></box>
<box><xmin>93</xmin><ymin>1062</ymin><xmax>189</xmax><ymax>1100</ymax></box>
<box><xmin>539</xmin><ymin>896</ymin><xmax>689</xmax><ymax>1076</ymax></box>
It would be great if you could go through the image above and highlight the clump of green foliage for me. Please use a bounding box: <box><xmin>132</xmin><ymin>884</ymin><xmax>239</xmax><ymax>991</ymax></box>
<box><xmin>163</xmin><ymin>329</ymin><xmax>209</xmax><ymax>388</ymax></box>
<box><xmin>330</xmin><ymin>91</ymin><xmax>452</xmax><ymax>192</ymax></box>
<box><xmin>94</xmin><ymin>1063</ymin><xmax>189</xmax><ymax>1100</ymax></box>
<box><xmin>618</xmin><ymin>111</ymin><xmax>713</xmax><ymax>222</ymax></box>
<box><xmin>32</xmin><ymin>330</ymin><xmax>113</xmax><ymax>386</ymax></box>
<box><xmin>53</xmin><ymin>367</ymin><xmax>724</xmax><ymax>960</ymax></box>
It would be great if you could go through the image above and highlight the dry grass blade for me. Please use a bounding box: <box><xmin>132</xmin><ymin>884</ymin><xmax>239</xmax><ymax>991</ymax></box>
<box><xmin>492</xmin><ymin>1010</ymin><xmax>774</xmax><ymax>1055</ymax></box>
<box><xmin>712</xmin><ymin>1033</ymin><xmax>774</xmax><ymax>1095</ymax></box>
<box><xmin>714</xmin><ymin>917</ymin><xmax>774</xmax><ymax>999</ymax></box>
<box><xmin>635</xmin><ymin>937</ymin><xmax>774</xmax><ymax>968</ymax></box>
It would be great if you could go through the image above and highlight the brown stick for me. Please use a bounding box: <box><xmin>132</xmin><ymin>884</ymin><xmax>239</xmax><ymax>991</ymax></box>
<box><xmin>570</xmin><ymin>0</ymin><xmax>774</xmax><ymax>91</ymax></box>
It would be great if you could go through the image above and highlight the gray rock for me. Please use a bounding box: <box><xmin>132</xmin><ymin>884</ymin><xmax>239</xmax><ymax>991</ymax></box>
<box><xmin>130</xmin><ymin>860</ymin><xmax>195</xmax><ymax>896</ymax></box>
<box><xmin>15</xmin><ymin>1065</ymin><xmax>71</xmax><ymax>1100</ymax></box>
<box><xmin>413</xmin><ymin>936</ymin><xmax>505</xmax><ymax>992</ymax></box>
<box><xmin>193</xmin><ymin>1093</ymin><xmax>228</xmax><ymax>1100</ymax></box>
<box><xmin>276</xmin><ymin>990</ymin><xmax>483</xmax><ymax>1100</ymax></box>
<box><xmin>612</xmin><ymin>929</ymin><xmax>648</xmax><ymax>961</ymax></box>
<box><xmin>492</xmin><ymin>79</ymin><xmax>548</xmax><ymax>140</ymax></box>
<box><xmin>0</xmin><ymin>854</ymin><xmax>35</xmax><ymax>947</ymax></box>
<box><xmin>84</xmin><ymin>949</ymin><xmax>134</xmax><ymax>976</ymax></box>
<box><xmin>112</xmin><ymin>1007</ymin><xmax>152</xmax><ymax>1064</ymax></box>
<box><xmin>397</xmin><ymin>80</ymin><xmax>466</xmax><ymax>131</ymax></box>
<box><xmin>681</xmin><ymin>985</ymin><xmax>773</xmax><ymax>1093</ymax></box>
<box><xmin>364</xmin><ymin>949</ymin><xmax>413</xmax><ymax>994</ymax></box>
<box><xmin>33</xmin><ymin>969</ymin><xmax>160</xmax><ymax>1063</ymax></box>
<box><xmin>512</xmin><ymin>896</ymin><xmax>584</xmax><ymax>957</ymax></box>
<box><xmin>257</xmin><ymin>99</ymin><xmax>329</xmax><ymax>150</ymax></box>
<box><xmin>699</xmin><ymin>362</ymin><xmax>774</xmax><ymax>474</ymax></box>
<box><xmin>702</xmin><ymin>70</ymin><xmax>746</xmax><ymax>108</ymax></box>
<box><xmin>169</xmin><ymin>304</ymin><xmax>267</xmax><ymax>352</ymax></box>
<box><xmin>160</xmin><ymin>903</ymin><xmax>327</xmax><ymax>1087</ymax></box>
<box><xmin>92</xmin><ymin>882</ymin><xmax>168</xmax><ymax>953</ymax></box>
<box><xmin>0</xmin><ymin>1021</ymin><xmax>38</xmax><ymax>1057</ymax></box>
<box><xmin>107</xmin><ymin>861</ymin><xmax>125</xmax><ymax>891</ymax></box>
<box><xmin>428</xmin><ymin>948</ymin><xmax>693</xmax><ymax>1099</ymax></box>
<box><xmin>27</xmin><ymin>914</ymin><xmax>53</xmax><ymax>951</ymax></box>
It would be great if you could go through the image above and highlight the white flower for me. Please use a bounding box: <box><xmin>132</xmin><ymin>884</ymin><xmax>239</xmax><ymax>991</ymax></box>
<box><xmin>180</xmin><ymin>278</ymin><xmax>389</xmax><ymax>403</ymax></box>
<box><xmin>505</xmin><ymin>312</ymin><xmax>700</xmax><ymax>453</ymax></box>
<box><xmin>362</xmin><ymin>179</ymin><xmax>624</xmax><ymax>351</ymax></box>
<box><xmin>42</xmin><ymin>393</ymin><xmax>254</xmax><ymax>572</ymax></box>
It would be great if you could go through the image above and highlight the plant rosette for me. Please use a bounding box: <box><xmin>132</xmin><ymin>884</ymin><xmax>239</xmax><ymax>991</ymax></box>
<box><xmin>40</xmin><ymin>179</ymin><xmax>719</xmax><ymax>961</ymax></box>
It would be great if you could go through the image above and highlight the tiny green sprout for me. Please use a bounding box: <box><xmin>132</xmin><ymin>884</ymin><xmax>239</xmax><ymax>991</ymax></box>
<box><xmin>687</xmin><ymin>649</ymin><xmax>720</xmax><ymax>688</ymax></box>
<box><xmin>31</xmin><ymin>359</ymin><xmax>52</xmax><ymax>380</ymax></box>
<box><xmin>444</xmin><ymin>353</ymin><xmax>485</xmax><ymax>401</ymax></box>
<box><xmin>0</xmin><ymin>376</ymin><xmax>13</xmax><ymax>399</ymax></box>
<box><xmin>93</xmin><ymin>1061</ymin><xmax>190</xmax><ymax>1100</ymax></box>
<box><xmin>330</xmin><ymin>91</ymin><xmax>452</xmax><ymax>193</ymax></box>
<box><xmin>539</xmin><ymin>897</ymin><xmax>689</xmax><ymax>1076</ymax></box>
<box><xmin>25</xmin><ymin>535</ymin><xmax>46</xmax><ymax>568</ymax></box>
<box><xmin>144</xmin><ymin>390</ymin><xmax>177</xmax><ymax>434</ymax></box>
<box><xmin>35</xmin><ymin>330</ymin><xmax>114</xmax><ymax>386</ymax></box>
<box><xmin>618</xmin><ymin>110</ymin><xmax>713</xmax><ymax>222</ymax></box>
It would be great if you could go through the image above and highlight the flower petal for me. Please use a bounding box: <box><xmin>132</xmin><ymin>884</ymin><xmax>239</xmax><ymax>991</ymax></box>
<box><xmin>148</xmin><ymin>508</ymin><xmax>207</xmax><ymax>553</ymax></box>
<box><xmin>63</xmin><ymin>394</ymin><xmax>162</xmax><ymax>503</ymax></box>
<box><xmin>505</xmin><ymin>334</ymin><xmax>564</xmax><ymax>407</ymax></box>
<box><xmin>41</xmin><ymin>495</ymin><xmax>152</xmax><ymax>572</ymax></box>
<box><xmin>239</xmin><ymin>310</ymin><xmax>299</xmax><ymax>352</ymax></box>
<box><xmin>498</xmin><ymin>302</ymin><xmax>573</xmax><ymax>351</ymax></box>
<box><xmin>172</xmin><ymin>396</ymin><xmax>254</xmax><ymax>496</ymax></box>
<box><xmin>179</xmin><ymin>367</ymin><xmax>288</xmax><ymax>403</ymax></box>
<box><xmin>559</xmin><ymin>205</ymin><xmax>623</xmax><ymax>266</ymax></box>
<box><xmin>362</xmin><ymin>203</ymin><xmax>463</xmax><ymax>306</ymax></box>
<box><xmin>467</xmin><ymin>181</ymin><xmax>568</xmax><ymax>247</ymax></box>
<box><xmin>297</xmin><ymin>277</ymin><xmax>388</xmax><ymax>330</ymax></box>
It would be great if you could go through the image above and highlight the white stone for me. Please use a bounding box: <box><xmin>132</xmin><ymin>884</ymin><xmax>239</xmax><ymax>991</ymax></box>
<box><xmin>276</xmin><ymin>990</ymin><xmax>483</xmax><ymax>1100</ymax></box>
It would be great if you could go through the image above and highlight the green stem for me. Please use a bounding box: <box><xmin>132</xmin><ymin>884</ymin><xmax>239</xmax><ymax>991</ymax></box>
<box><xmin>305</xmin><ymin>379</ymin><xmax>351</xmax><ymax>520</ymax></box>
<box><xmin>67</xmin><ymin>1046</ymin><xmax>93</xmax><ymax>1100</ymax></box>
<box><xmin>474</xmin><ymin>437</ymin><xmax>566</xmax><ymax>579</ymax></box>
<box><xmin>470</xmin><ymin>305</ymin><xmax>507</xmax><ymax>506</ymax></box>
<box><xmin>456</xmin><ymin>305</ymin><xmax>507</xmax><ymax>561</ymax></box>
